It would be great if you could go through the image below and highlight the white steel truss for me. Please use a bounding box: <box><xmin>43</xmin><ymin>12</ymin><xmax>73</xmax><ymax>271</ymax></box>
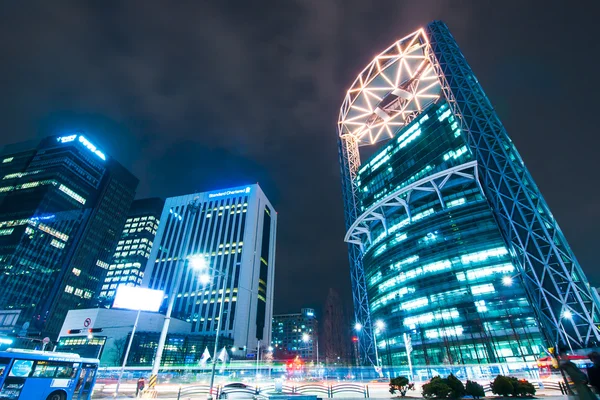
<box><xmin>345</xmin><ymin>161</ymin><xmax>479</xmax><ymax>250</ymax></box>
<box><xmin>338</xmin><ymin>29</ymin><xmax>441</xmax><ymax>147</ymax></box>
<box><xmin>424</xmin><ymin>21</ymin><xmax>600</xmax><ymax>348</ymax></box>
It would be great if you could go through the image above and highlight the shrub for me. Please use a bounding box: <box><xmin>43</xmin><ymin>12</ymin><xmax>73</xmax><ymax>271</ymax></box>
<box><xmin>422</xmin><ymin>376</ymin><xmax>452</xmax><ymax>399</ymax></box>
<box><xmin>446</xmin><ymin>374</ymin><xmax>466</xmax><ymax>399</ymax></box>
<box><xmin>389</xmin><ymin>376</ymin><xmax>415</xmax><ymax>397</ymax></box>
<box><xmin>510</xmin><ymin>378</ymin><xmax>536</xmax><ymax>397</ymax></box>
<box><xmin>491</xmin><ymin>375</ymin><xmax>536</xmax><ymax>397</ymax></box>
<box><xmin>491</xmin><ymin>375</ymin><xmax>514</xmax><ymax>397</ymax></box>
<box><xmin>465</xmin><ymin>380</ymin><xmax>485</xmax><ymax>399</ymax></box>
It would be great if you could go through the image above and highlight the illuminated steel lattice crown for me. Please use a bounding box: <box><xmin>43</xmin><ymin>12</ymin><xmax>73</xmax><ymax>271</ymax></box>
<box><xmin>338</xmin><ymin>29</ymin><xmax>441</xmax><ymax>146</ymax></box>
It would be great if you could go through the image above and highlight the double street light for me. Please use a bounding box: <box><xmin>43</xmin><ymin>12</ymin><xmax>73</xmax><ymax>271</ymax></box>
<box><xmin>354</xmin><ymin>320</ymin><xmax>388</xmax><ymax>374</ymax></box>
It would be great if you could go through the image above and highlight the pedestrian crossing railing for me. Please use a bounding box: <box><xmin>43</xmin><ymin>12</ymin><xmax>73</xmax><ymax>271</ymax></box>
<box><xmin>175</xmin><ymin>383</ymin><xmax>371</xmax><ymax>399</ymax></box>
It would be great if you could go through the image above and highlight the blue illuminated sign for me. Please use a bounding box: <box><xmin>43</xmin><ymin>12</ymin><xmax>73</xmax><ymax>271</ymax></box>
<box><xmin>208</xmin><ymin>186</ymin><xmax>251</xmax><ymax>199</ymax></box>
<box><xmin>56</xmin><ymin>135</ymin><xmax>77</xmax><ymax>143</ymax></box>
<box><xmin>78</xmin><ymin>136</ymin><xmax>106</xmax><ymax>160</ymax></box>
<box><xmin>56</xmin><ymin>134</ymin><xmax>106</xmax><ymax>161</ymax></box>
<box><xmin>30</xmin><ymin>214</ymin><xmax>55</xmax><ymax>222</ymax></box>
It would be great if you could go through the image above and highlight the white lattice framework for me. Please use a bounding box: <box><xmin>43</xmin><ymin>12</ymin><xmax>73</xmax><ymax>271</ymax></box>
<box><xmin>338</xmin><ymin>29</ymin><xmax>441</xmax><ymax>146</ymax></box>
<box><xmin>345</xmin><ymin>161</ymin><xmax>479</xmax><ymax>250</ymax></box>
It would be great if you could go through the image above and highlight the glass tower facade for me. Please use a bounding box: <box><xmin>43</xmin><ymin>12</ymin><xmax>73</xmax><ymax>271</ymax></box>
<box><xmin>338</xmin><ymin>22</ymin><xmax>600</xmax><ymax>365</ymax></box>
<box><xmin>99</xmin><ymin>197</ymin><xmax>164</xmax><ymax>301</ymax></box>
<box><xmin>359</xmin><ymin>102</ymin><xmax>543</xmax><ymax>365</ymax></box>
<box><xmin>0</xmin><ymin>134</ymin><xmax>137</xmax><ymax>338</ymax></box>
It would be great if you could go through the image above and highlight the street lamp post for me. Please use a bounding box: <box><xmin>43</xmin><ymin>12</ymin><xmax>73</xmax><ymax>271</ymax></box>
<box><xmin>114</xmin><ymin>309</ymin><xmax>141</xmax><ymax>398</ymax></box>
<box><xmin>374</xmin><ymin>320</ymin><xmax>385</xmax><ymax>377</ymax></box>
<box><xmin>203</xmin><ymin>260</ymin><xmax>228</xmax><ymax>400</ymax></box>
<box><xmin>150</xmin><ymin>198</ymin><xmax>201</xmax><ymax>385</ymax></box>
<box><xmin>354</xmin><ymin>323</ymin><xmax>363</xmax><ymax>380</ymax></box>
<box><xmin>302</xmin><ymin>333</ymin><xmax>319</xmax><ymax>365</ymax></box>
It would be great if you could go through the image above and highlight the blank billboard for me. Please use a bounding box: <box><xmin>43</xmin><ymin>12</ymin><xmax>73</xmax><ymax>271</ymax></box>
<box><xmin>112</xmin><ymin>286</ymin><xmax>164</xmax><ymax>312</ymax></box>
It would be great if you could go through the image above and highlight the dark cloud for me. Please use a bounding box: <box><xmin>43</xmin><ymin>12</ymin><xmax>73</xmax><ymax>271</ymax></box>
<box><xmin>0</xmin><ymin>1</ymin><xmax>598</xmax><ymax>314</ymax></box>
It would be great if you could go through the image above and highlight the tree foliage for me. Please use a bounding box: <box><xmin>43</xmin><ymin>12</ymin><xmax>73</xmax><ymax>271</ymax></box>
<box><xmin>389</xmin><ymin>376</ymin><xmax>415</xmax><ymax>397</ymax></box>
<box><xmin>422</xmin><ymin>376</ymin><xmax>452</xmax><ymax>399</ymax></box>
<box><xmin>446</xmin><ymin>374</ymin><xmax>466</xmax><ymax>399</ymax></box>
<box><xmin>491</xmin><ymin>375</ymin><xmax>536</xmax><ymax>397</ymax></box>
<box><xmin>465</xmin><ymin>380</ymin><xmax>485</xmax><ymax>399</ymax></box>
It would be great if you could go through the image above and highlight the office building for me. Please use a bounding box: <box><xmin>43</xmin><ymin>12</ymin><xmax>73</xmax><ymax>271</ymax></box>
<box><xmin>0</xmin><ymin>134</ymin><xmax>137</xmax><ymax>338</ymax></box>
<box><xmin>272</xmin><ymin>308</ymin><xmax>318</xmax><ymax>361</ymax></box>
<box><xmin>338</xmin><ymin>21</ymin><xmax>600</xmax><ymax>365</ymax></box>
<box><xmin>56</xmin><ymin>308</ymin><xmax>232</xmax><ymax>367</ymax></box>
<box><xmin>143</xmin><ymin>184</ymin><xmax>276</xmax><ymax>354</ymax></box>
<box><xmin>99</xmin><ymin>198</ymin><xmax>164</xmax><ymax>301</ymax></box>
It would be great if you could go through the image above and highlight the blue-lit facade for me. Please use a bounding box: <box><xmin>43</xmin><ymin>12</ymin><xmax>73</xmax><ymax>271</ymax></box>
<box><xmin>359</xmin><ymin>102</ymin><xmax>543</xmax><ymax>365</ymax></box>
<box><xmin>0</xmin><ymin>134</ymin><xmax>137</xmax><ymax>338</ymax></box>
<box><xmin>338</xmin><ymin>22</ymin><xmax>600</xmax><ymax>366</ymax></box>
<box><xmin>142</xmin><ymin>184</ymin><xmax>277</xmax><ymax>353</ymax></box>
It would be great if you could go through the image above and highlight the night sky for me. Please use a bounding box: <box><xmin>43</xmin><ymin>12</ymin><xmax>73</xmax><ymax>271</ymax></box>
<box><xmin>1</xmin><ymin>1</ymin><xmax>598</xmax><ymax>316</ymax></box>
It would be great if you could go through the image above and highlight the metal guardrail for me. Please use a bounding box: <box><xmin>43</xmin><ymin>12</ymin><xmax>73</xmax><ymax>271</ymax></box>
<box><xmin>330</xmin><ymin>382</ymin><xmax>369</xmax><ymax>397</ymax></box>
<box><xmin>177</xmin><ymin>384</ymin><xmax>220</xmax><ymax>399</ymax></box>
<box><xmin>174</xmin><ymin>383</ymin><xmax>371</xmax><ymax>399</ymax></box>
<box><xmin>166</xmin><ymin>380</ymin><xmax>572</xmax><ymax>399</ymax></box>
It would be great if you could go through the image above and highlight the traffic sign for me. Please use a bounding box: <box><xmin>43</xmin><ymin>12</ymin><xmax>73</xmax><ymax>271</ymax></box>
<box><xmin>42</xmin><ymin>337</ymin><xmax>50</xmax><ymax>345</ymax></box>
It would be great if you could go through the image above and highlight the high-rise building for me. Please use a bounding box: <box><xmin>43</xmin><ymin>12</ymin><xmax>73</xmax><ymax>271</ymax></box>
<box><xmin>272</xmin><ymin>308</ymin><xmax>318</xmax><ymax>361</ymax></box>
<box><xmin>99</xmin><ymin>197</ymin><xmax>164</xmax><ymax>301</ymax></box>
<box><xmin>338</xmin><ymin>21</ymin><xmax>600</xmax><ymax>366</ymax></box>
<box><xmin>0</xmin><ymin>134</ymin><xmax>137</xmax><ymax>338</ymax></box>
<box><xmin>143</xmin><ymin>184</ymin><xmax>276</xmax><ymax>353</ymax></box>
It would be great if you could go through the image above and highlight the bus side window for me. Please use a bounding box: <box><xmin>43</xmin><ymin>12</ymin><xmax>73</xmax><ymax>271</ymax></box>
<box><xmin>55</xmin><ymin>364</ymin><xmax>76</xmax><ymax>379</ymax></box>
<box><xmin>0</xmin><ymin>357</ymin><xmax>10</xmax><ymax>377</ymax></box>
<box><xmin>8</xmin><ymin>360</ymin><xmax>34</xmax><ymax>378</ymax></box>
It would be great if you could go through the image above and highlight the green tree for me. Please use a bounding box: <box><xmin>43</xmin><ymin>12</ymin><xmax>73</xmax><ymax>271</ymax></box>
<box><xmin>422</xmin><ymin>376</ymin><xmax>452</xmax><ymax>399</ymax></box>
<box><xmin>389</xmin><ymin>376</ymin><xmax>415</xmax><ymax>397</ymax></box>
<box><xmin>446</xmin><ymin>374</ymin><xmax>465</xmax><ymax>399</ymax></box>
<box><xmin>508</xmin><ymin>377</ymin><xmax>536</xmax><ymax>397</ymax></box>
<box><xmin>465</xmin><ymin>380</ymin><xmax>485</xmax><ymax>399</ymax></box>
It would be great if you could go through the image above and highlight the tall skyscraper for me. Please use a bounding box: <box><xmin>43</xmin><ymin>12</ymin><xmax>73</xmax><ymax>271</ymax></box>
<box><xmin>143</xmin><ymin>184</ymin><xmax>276</xmax><ymax>353</ymax></box>
<box><xmin>0</xmin><ymin>134</ymin><xmax>137</xmax><ymax>338</ymax></box>
<box><xmin>272</xmin><ymin>308</ymin><xmax>318</xmax><ymax>361</ymax></box>
<box><xmin>338</xmin><ymin>21</ymin><xmax>600</xmax><ymax>365</ymax></box>
<box><xmin>99</xmin><ymin>198</ymin><xmax>164</xmax><ymax>302</ymax></box>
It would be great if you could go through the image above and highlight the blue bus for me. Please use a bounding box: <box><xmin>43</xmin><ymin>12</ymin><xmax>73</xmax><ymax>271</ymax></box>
<box><xmin>0</xmin><ymin>349</ymin><xmax>99</xmax><ymax>400</ymax></box>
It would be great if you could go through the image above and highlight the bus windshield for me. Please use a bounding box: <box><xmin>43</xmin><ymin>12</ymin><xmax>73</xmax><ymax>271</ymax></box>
<box><xmin>0</xmin><ymin>349</ymin><xmax>98</xmax><ymax>400</ymax></box>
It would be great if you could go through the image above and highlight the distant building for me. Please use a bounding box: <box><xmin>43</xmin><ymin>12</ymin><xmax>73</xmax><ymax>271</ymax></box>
<box><xmin>0</xmin><ymin>134</ymin><xmax>137</xmax><ymax>339</ymax></box>
<box><xmin>56</xmin><ymin>308</ymin><xmax>232</xmax><ymax>366</ymax></box>
<box><xmin>322</xmin><ymin>289</ymin><xmax>350</xmax><ymax>364</ymax></box>
<box><xmin>272</xmin><ymin>308</ymin><xmax>318</xmax><ymax>361</ymax></box>
<box><xmin>99</xmin><ymin>198</ymin><xmax>164</xmax><ymax>301</ymax></box>
<box><xmin>143</xmin><ymin>184</ymin><xmax>277</xmax><ymax>354</ymax></box>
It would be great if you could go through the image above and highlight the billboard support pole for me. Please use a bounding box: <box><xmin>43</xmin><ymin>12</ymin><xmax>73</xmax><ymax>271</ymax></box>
<box><xmin>115</xmin><ymin>308</ymin><xmax>141</xmax><ymax>398</ymax></box>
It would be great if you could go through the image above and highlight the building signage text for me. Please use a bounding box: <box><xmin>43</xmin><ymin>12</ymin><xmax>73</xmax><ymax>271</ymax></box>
<box><xmin>208</xmin><ymin>187</ymin><xmax>251</xmax><ymax>199</ymax></box>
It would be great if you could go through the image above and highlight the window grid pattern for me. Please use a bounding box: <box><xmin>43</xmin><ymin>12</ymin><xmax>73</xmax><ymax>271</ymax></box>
<box><xmin>357</xmin><ymin>100</ymin><xmax>544</xmax><ymax>365</ymax></box>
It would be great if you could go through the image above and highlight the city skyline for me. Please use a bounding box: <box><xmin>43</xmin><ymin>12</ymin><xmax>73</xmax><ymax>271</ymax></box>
<box><xmin>0</xmin><ymin>2</ymin><xmax>599</xmax><ymax>317</ymax></box>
